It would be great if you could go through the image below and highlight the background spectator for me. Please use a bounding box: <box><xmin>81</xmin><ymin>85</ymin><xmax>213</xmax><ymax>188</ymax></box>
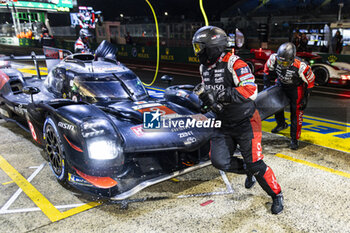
<box><xmin>125</xmin><ymin>32</ymin><xmax>133</xmax><ymax>45</ymax></box>
<box><xmin>332</xmin><ymin>30</ymin><xmax>343</xmax><ymax>54</ymax></box>
<box><xmin>298</xmin><ymin>33</ymin><xmax>308</xmax><ymax>52</ymax></box>
<box><xmin>292</xmin><ymin>31</ymin><xmax>301</xmax><ymax>49</ymax></box>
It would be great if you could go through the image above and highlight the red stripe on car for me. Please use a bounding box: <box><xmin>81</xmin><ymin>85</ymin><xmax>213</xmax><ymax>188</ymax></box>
<box><xmin>73</xmin><ymin>167</ymin><xmax>118</xmax><ymax>188</ymax></box>
<box><xmin>63</xmin><ymin>134</ymin><xmax>83</xmax><ymax>152</ymax></box>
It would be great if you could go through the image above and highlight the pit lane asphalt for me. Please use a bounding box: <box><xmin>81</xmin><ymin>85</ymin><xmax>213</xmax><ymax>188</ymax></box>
<box><xmin>0</xmin><ymin>64</ymin><xmax>349</xmax><ymax>232</ymax></box>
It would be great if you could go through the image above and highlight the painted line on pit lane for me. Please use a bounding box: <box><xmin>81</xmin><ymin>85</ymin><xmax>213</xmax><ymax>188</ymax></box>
<box><xmin>0</xmin><ymin>163</ymin><xmax>45</xmax><ymax>212</ymax></box>
<box><xmin>2</xmin><ymin>181</ymin><xmax>14</xmax><ymax>185</ymax></box>
<box><xmin>275</xmin><ymin>153</ymin><xmax>350</xmax><ymax>179</ymax></box>
<box><xmin>0</xmin><ymin>155</ymin><xmax>101</xmax><ymax>222</ymax></box>
<box><xmin>0</xmin><ymin>204</ymin><xmax>86</xmax><ymax>214</ymax></box>
<box><xmin>262</xmin><ymin>113</ymin><xmax>350</xmax><ymax>153</ymax></box>
<box><xmin>220</xmin><ymin>170</ymin><xmax>234</xmax><ymax>193</ymax></box>
<box><xmin>17</xmin><ymin>68</ymin><xmax>48</xmax><ymax>76</ymax></box>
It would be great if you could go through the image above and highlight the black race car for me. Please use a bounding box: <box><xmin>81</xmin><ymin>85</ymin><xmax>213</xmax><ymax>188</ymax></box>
<box><xmin>0</xmin><ymin>41</ymin><xmax>288</xmax><ymax>199</ymax></box>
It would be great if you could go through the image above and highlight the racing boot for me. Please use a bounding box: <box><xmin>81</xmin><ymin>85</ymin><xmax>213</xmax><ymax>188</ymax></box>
<box><xmin>245</xmin><ymin>174</ymin><xmax>256</xmax><ymax>189</ymax></box>
<box><xmin>271</xmin><ymin>192</ymin><xmax>284</xmax><ymax>215</ymax></box>
<box><xmin>290</xmin><ymin>139</ymin><xmax>299</xmax><ymax>150</ymax></box>
<box><xmin>271</xmin><ymin>122</ymin><xmax>288</xmax><ymax>133</ymax></box>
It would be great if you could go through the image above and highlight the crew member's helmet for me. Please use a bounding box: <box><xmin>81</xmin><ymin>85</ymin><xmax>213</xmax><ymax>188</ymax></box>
<box><xmin>276</xmin><ymin>42</ymin><xmax>296</xmax><ymax>69</ymax></box>
<box><xmin>192</xmin><ymin>26</ymin><xmax>228</xmax><ymax>65</ymax></box>
<box><xmin>79</xmin><ymin>28</ymin><xmax>93</xmax><ymax>39</ymax></box>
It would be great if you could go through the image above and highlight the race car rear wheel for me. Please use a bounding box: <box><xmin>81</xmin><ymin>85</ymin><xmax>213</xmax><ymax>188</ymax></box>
<box><xmin>44</xmin><ymin>117</ymin><xmax>68</xmax><ymax>184</ymax></box>
<box><xmin>312</xmin><ymin>66</ymin><xmax>329</xmax><ymax>86</ymax></box>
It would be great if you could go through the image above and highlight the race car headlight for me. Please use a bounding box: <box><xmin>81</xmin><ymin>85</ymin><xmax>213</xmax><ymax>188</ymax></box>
<box><xmin>88</xmin><ymin>139</ymin><xmax>122</xmax><ymax>160</ymax></box>
<box><xmin>81</xmin><ymin>118</ymin><xmax>123</xmax><ymax>160</ymax></box>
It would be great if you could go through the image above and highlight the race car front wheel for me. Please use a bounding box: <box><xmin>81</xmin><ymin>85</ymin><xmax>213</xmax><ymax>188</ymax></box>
<box><xmin>312</xmin><ymin>66</ymin><xmax>329</xmax><ymax>86</ymax></box>
<box><xmin>44</xmin><ymin>117</ymin><xmax>68</xmax><ymax>184</ymax></box>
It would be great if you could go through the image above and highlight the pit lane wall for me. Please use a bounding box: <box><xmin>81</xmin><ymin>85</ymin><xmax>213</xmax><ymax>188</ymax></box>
<box><xmin>2</xmin><ymin>41</ymin><xmax>350</xmax><ymax>65</ymax></box>
<box><xmin>114</xmin><ymin>44</ymin><xmax>350</xmax><ymax>65</ymax></box>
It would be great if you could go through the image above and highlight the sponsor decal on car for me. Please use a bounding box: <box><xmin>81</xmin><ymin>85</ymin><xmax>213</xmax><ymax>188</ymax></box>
<box><xmin>131</xmin><ymin>125</ymin><xmax>145</xmax><ymax>137</ymax></box>
<box><xmin>68</xmin><ymin>173</ymin><xmax>93</xmax><ymax>187</ymax></box>
<box><xmin>184</xmin><ymin>137</ymin><xmax>197</xmax><ymax>145</ymax></box>
<box><xmin>137</xmin><ymin>105</ymin><xmax>176</xmax><ymax>115</ymax></box>
<box><xmin>58</xmin><ymin>122</ymin><xmax>75</xmax><ymax>131</ymax></box>
<box><xmin>178</xmin><ymin>131</ymin><xmax>193</xmax><ymax>138</ymax></box>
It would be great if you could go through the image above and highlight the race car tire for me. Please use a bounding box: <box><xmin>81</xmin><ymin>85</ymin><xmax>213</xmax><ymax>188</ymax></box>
<box><xmin>44</xmin><ymin>116</ymin><xmax>68</xmax><ymax>184</ymax></box>
<box><xmin>246</xmin><ymin>60</ymin><xmax>255</xmax><ymax>74</ymax></box>
<box><xmin>312</xmin><ymin>66</ymin><xmax>329</xmax><ymax>86</ymax></box>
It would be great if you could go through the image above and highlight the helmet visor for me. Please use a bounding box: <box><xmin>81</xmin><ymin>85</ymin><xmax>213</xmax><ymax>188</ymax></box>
<box><xmin>193</xmin><ymin>43</ymin><xmax>205</xmax><ymax>56</ymax></box>
<box><xmin>277</xmin><ymin>57</ymin><xmax>293</xmax><ymax>68</ymax></box>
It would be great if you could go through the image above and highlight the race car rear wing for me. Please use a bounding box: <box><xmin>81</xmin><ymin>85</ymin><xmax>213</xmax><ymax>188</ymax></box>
<box><xmin>0</xmin><ymin>47</ymin><xmax>72</xmax><ymax>77</ymax></box>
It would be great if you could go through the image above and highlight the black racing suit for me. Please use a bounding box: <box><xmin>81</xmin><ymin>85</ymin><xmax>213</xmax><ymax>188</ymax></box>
<box><xmin>263</xmin><ymin>54</ymin><xmax>315</xmax><ymax>140</ymax></box>
<box><xmin>200</xmin><ymin>52</ymin><xmax>282</xmax><ymax>197</ymax></box>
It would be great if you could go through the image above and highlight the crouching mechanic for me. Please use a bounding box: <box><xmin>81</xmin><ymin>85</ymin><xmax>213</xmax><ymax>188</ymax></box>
<box><xmin>192</xmin><ymin>26</ymin><xmax>283</xmax><ymax>214</ymax></box>
<box><xmin>263</xmin><ymin>42</ymin><xmax>315</xmax><ymax>150</ymax></box>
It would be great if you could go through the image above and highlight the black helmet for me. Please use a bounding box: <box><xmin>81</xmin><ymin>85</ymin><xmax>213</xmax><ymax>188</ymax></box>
<box><xmin>276</xmin><ymin>42</ymin><xmax>296</xmax><ymax>69</ymax></box>
<box><xmin>192</xmin><ymin>26</ymin><xmax>228</xmax><ymax>65</ymax></box>
<box><xmin>79</xmin><ymin>28</ymin><xmax>93</xmax><ymax>38</ymax></box>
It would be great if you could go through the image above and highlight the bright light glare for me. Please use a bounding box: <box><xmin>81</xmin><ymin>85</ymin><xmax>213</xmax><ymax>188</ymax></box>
<box><xmin>88</xmin><ymin>140</ymin><xmax>121</xmax><ymax>160</ymax></box>
<box><xmin>341</xmin><ymin>75</ymin><xmax>350</xmax><ymax>80</ymax></box>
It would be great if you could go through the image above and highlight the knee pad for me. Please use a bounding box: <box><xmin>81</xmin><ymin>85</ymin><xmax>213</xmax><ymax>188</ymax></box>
<box><xmin>246</xmin><ymin>160</ymin><xmax>267</xmax><ymax>176</ymax></box>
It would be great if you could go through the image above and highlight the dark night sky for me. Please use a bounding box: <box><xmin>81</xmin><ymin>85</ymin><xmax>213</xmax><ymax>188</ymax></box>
<box><xmin>77</xmin><ymin>0</ymin><xmax>243</xmax><ymax>21</ymax></box>
<box><xmin>76</xmin><ymin>0</ymin><xmax>349</xmax><ymax>22</ymax></box>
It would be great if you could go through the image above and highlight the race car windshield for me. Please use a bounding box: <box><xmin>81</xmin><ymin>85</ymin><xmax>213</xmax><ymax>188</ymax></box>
<box><xmin>74</xmin><ymin>72</ymin><xmax>148</xmax><ymax>101</ymax></box>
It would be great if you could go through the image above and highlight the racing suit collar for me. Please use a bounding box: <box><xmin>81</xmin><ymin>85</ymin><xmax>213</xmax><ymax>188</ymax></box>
<box><xmin>207</xmin><ymin>52</ymin><xmax>226</xmax><ymax>70</ymax></box>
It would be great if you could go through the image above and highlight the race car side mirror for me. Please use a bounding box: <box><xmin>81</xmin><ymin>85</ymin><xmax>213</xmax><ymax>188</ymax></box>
<box><xmin>23</xmin><ymin>86</ymin><xmax>40</xmax><ymax>103</ymax></box>
<box><xmin>161</xmin><ymin>75</ymin><xmax>173</xmax><ymax>86</ymax></box>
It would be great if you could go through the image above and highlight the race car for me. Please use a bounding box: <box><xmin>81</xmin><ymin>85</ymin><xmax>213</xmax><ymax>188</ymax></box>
<box><xmin>0</xmin><ymin>41</ymin><xmax>288</xmax><ymax>199</ymax></box>
<box><xmin>245</xmin><ymin>48</ymin><xmax>350</xmax><ymax>86</ymax></box>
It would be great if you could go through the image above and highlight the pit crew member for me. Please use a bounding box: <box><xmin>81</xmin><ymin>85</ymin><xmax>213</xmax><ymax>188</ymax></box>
<box><xmin>263</xmin><ymin>42</ymin><xmax>315</xmax><ymax>150</ymax></box>
<box><xmin>74</xmin><ymin>29</ymin><xmax>93</xmax><ymax>53</ymax></box>
<box><xmin>193</xmin><ymin>26</ymin><xmax>283</xmax><ymax>214</ymax></box>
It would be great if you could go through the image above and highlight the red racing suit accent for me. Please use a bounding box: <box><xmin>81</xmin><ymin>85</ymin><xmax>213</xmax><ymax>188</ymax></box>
<box><xmin>200</xmin><ymin>52</ymin><xmax>257</xmax><ymax>124</ymax></box>
<box><xmin>264</xmin><ymin>54</ymin><xmax>315</xmax><ymax>140</ymax></box>
<box><xmin>202</xmin><ymin>52</ymin><xmax>282</xmax><ymax>197</ymax></box>
<box><xmin>74</xmin><ymin>38</ymin><xmax>90</xmax><ymax>53</ymax></box>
